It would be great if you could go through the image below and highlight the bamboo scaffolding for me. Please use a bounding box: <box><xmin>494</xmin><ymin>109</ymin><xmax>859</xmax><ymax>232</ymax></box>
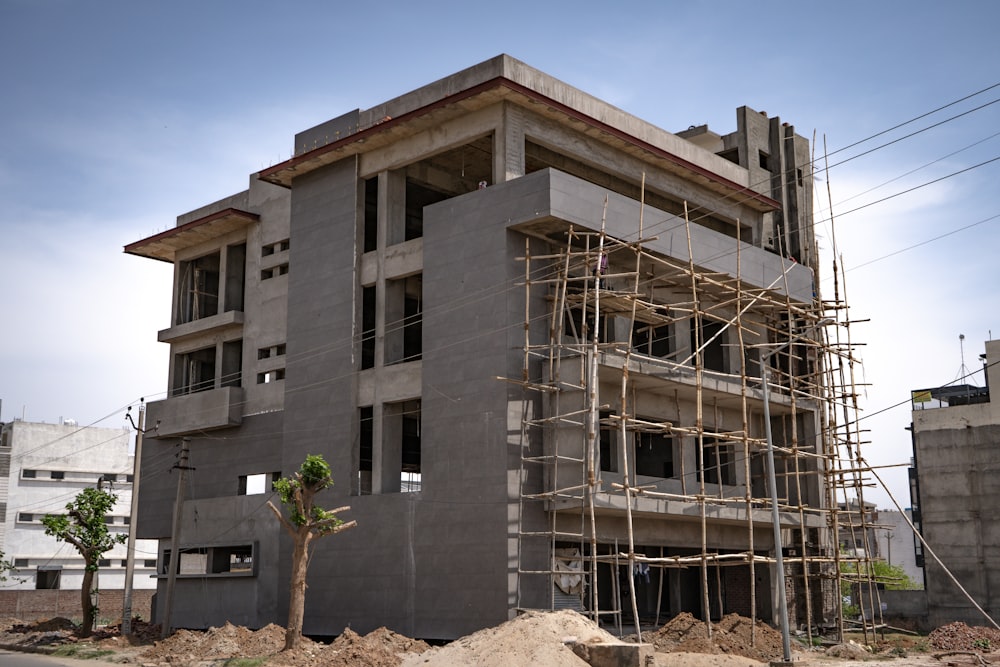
<box><xmin>509</xmin><ymin>178</ymin><xmax>871</xmax><ymax>644</ymax></box>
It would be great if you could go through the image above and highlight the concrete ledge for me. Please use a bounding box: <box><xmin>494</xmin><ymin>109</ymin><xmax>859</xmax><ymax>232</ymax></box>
<box><xmin>569</xmin><ymin>641</ymin><xmax>654</xmax><ymax>667</ymax></box>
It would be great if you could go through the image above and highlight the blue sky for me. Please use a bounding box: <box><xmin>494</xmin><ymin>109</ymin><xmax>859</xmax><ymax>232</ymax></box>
<box><xmin>1</xmin><ymin>1</ymin><xmax>999</xmax><ymax>510</ymax></box>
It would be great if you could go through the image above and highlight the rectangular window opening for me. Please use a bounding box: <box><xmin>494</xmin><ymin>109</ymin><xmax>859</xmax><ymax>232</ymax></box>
<box><xmin>358</xmin><ymin>406</ymin><xmax>373</xmax><ymax>495</ymax></box>
<box><xmin>698</xmin><ymin>438</ymin><xmax>735</xmax><ymax>486</ymax></box>
<box><xmin>599</xmin><ymin>410</ymin><xmax>617</xmax><ymax>473</ymax></box>
<box><xmin>177</xmin><ymin>252</ymin><xmax>220</xmax><ymax>324</ymax></box>
<box><xmin>36</xmin><ymin>567</ymin><xmax>61</xmax><ymax>589</ymax></box>
<box><xmin>385</xmin><ymin>400</ymin><xmax>421</xmax><ymax>493</ymax></box>
<box><xmin>385</xmin><ymin>275</ymin><xmax>421</xmax><ymax>365</ymax></box>
<box><xmin>692</xmin><ymin>320</ymin><xmax>728</xmax><ymax>373</ymax></box>
<box><xmin>173</xmin><ymin>346</ymin><xmax>217</xmax><ymax>396</ymax></box>
<box><xmin>224</xmin><ymin>243</ymin><xmax>246</xmax><ymax>313</ymax></box>
<box><xmin>364</xmin><ymin>177</ymin><xmax>379</xmax><ymax>253</ymax></box>
<box><xmin>404</xmin><ymin>180</ymin><xmax>448</xmax><ymax>241</ymax></box>
<box><xmin>257</xmin><ymin>369</ymin><xmax>285</xmax><ymax>384</ymax></box>
<box><xmin>635</xmin><ymin>428</ymin><xmax>674</xmax><ymax>479</ymax></box>
<box><xmin>632</xmin><ymin>320</ymin><xmax>673</xmax><ymax>359</ymax></box>
<box><xmin>361</xmin><ymin>286</ymin><xmax>376</xmax><ymax>370</ymax></box>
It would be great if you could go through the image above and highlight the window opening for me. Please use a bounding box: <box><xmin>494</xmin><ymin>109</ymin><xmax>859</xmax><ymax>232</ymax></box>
<box><xmin>225</xmin><ymin>242</ymin><xmax>246</xmax><ymax>312</ymax></box>
<box><xmin>36</xmin><ymin>567</ymin><xmax>61</xmax><ymax>589</ymax></box>
<box><xmin>635</xmin><ymin>429</ymin><xmax>674</xmax><ymax>479</ymax></box>
<box><xmin>692</xmin><ymin>320</ymin><xmax>727</xmax><ymax>373</ymax></box>
<box><xmin>358</xmin><ymin>406</ymin><xmax>373</xmax><ymax>495</ymax></box>
<box><xmin>173</xmin><ymin>346</ymin><xmax>216</xmax><ymax>395</ymax></box>
<box><xmin>50</xmin><ymin>470</ymin><xmax>64</xmax><ymax>480</ymax></box>
<box><xmin>401</xmin><ymin>403</ymin><xmax>421</xmax><ymax>492</ymax></box>
<box><xmin>239</xmin><ymin>472</ymin><xmax>278</xmax><ymax>496</ymax></box>
<box><xmin>364</xmin><ymin>177</ymin><xmax>379</xmax><ymax>252</ymax></box>
<box><xmin>257</xmin><ymin>369</ymin><xmax>285</xmax><ymax>384</ymax></box>
<box><xmin>599</xmin><ymin>411</ymin><xmax>617</xmax><ymax>473</ymax></box>
<box><xmin>404</xmin><ymin>180</ymin><xmax>448</xmax><ymax>241</ymax></box>
<box><xmin>22</xmin><ymin>469</ymin><xmax>36</xmax><ymax>479</ymax></box>
<box><xmin>177</xmin><ymin>252</ymin><xmax>220</xmax><ymax>324</ymax></box>
<box><xmin>211</xmin><ymin>544</ymin><xmax>254</xmax><ymax>574</ymax></box>
<box><xmin>633</xmin><ymin>320</ymin><xmax>673</xmax><ymax>359</ymax></box>
<box><xmin>385</xmin><ymin>400</ymin><xmax>421</xmax><ymax>493</ymax></box>
<box><xmin>361</xmin><ymin>286</ymin><xmax>376</xmax><ymax>369</ymax></box>
<box><xmin>385</xmin><ymin>275</ymin><xmax>421</xmax><ymax>365</ymax></box>
<box><xmin>699</xmin><ymin>437</ymin><xmax>735</xmax><ymax>485</ymax></box>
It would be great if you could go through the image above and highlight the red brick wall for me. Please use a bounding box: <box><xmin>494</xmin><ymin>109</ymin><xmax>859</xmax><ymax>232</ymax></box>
<box><xmin>0</xmin><ymin>589</ymin><xmax>153</xmax><ymax>624</ymax></box>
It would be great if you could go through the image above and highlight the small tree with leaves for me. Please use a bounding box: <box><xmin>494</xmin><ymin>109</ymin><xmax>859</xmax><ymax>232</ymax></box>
<box><xmin>42</xmin><ymin>485</ymin><xmax>127</xmax><ymax>636</ymax></box>
<box><xmin>268</xmin><ymin>454</ymin><xmax>356</xmax><ymax>650</ymax></box>
<box><xmin>0</xmin><ymin>550</ymin><xmax>15</xmax><ymax>582</ymax></box>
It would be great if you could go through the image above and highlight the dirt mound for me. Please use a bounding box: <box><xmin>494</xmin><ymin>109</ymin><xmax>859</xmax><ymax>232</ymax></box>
<box><xmin>10</xmin><ymin>617</ymin><xmax>76</xmax><ymax>633</ymax></box>
<box><xmin>401</xmin><ymin>609</ymin><xmax>619</xmax><ymax>667</ymax></box>
<box><xmin>929</xmin><ymin>621</ymin><xmax>1000</xmax><ymax>652</ymax></box>
<box><xmin>645</xmin><ymin>612</ymin><xmax>792</xmax><ymax>662</ymax></box>
<box><xmin>310</xmin><ymin>627</ymin><xmax>431</xmax><ymax>667</ymax></box>
<box><xmin>140</xmin><ymin>622</ymin><xmax>295</xmax><ymax>661</ymax></box>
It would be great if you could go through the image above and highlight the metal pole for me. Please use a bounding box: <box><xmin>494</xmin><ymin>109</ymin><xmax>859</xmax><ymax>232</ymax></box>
<box><xmin>161</xmin><ymin>437</ymin><xmax>190</xmax><ymax>639</ymax></box>
<box><xmin>122</xmin><ymin>400</ymin><xmax>145</xmax><ymax>635</ymax></box>
<box><xmin>761</xmin><ymin>360</ymin><xmax>793</xmax><ymax>664</ymax></box>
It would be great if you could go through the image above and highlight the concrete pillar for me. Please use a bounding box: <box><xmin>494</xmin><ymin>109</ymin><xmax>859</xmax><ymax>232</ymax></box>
<box><xmin>496</xmin><ymin>102</ymin><xmax>525</xmax><ymax>184</ymax></box>
<box><xmin>384</xmin><ymin>169</ymin><xmax>406</xmax><ymax>246</ymax></box>
<box><xmin>380</xmin><ymin>402</ymin><xmax>403</xmax><ymax>493</ymax></box>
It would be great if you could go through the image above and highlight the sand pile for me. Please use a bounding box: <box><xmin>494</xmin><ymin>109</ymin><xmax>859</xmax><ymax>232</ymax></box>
<box><xmin>401</xmin><ymin>609</ymin><xmax>620</xmax><ymax>667</ymax></box>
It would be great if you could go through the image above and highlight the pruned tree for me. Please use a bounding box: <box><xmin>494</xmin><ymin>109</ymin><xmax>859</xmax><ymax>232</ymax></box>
<box><xmin>42</xmin><ymin>485</ymin><xmax>127</xmax><ymax>636</ymax></box>
<box><xmin>268</xmin><ymin>454</ymin><xmax>356</xmax><ymax>650</ymax></box>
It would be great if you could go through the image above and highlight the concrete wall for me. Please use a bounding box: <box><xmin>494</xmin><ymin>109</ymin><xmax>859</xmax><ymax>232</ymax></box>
<box><xmin>913</xmin><ymin>339</ymin><xmax>1000</xmax><ymax>628</ymax></box>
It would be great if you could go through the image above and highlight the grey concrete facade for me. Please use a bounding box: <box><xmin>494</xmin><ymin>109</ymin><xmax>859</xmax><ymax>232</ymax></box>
<box><xmin>910</xmin><ymin>338</ymin><xmax>1000</xmax><ymax>629</ymax></box>
<box><xmin>126</xmin><ymin>55</ymin><xmax>829</xmax><ymax>639</ymax></box>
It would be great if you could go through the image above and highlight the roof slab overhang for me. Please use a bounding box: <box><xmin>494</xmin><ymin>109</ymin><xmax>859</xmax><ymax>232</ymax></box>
<box><xmin>124</xmin><ymin>208</ymin><xmax>260</xmax><ymax>263</ymax></box>
<box><xmin>257</xmin><ymin>78</ymin><xmax>781</xmax><ymax>214</ymax></box>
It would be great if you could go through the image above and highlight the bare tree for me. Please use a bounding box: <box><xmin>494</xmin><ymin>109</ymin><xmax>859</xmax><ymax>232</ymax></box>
<box><xmin>268</xmin><ymin>454</ymin><xmax>356</xmax><ymax>650</ymax></box>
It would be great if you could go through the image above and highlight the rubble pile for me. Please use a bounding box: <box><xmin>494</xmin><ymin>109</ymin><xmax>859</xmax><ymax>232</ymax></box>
<box><xmin>929</xmin><ymin>621</ymin><xmax>1000</xmax><ymax>652</ymax></box>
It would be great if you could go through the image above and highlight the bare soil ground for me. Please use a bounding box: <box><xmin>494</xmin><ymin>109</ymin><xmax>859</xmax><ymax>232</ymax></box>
<box><xmin>2</xmin><ymin>612</ymin><xmax>998</xmax><ymax>667</ymax></box>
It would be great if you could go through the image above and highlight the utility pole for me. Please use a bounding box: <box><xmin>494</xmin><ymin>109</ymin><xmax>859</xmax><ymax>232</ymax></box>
<box><xmin>161</xmin><ymin>437</ymin><xmax>191</xmax><ymax>639</ymax></box>
<box><xmin>122</xmin><ymin>400</ymin><xmax>146</xmax><ymax>635</ymax></box>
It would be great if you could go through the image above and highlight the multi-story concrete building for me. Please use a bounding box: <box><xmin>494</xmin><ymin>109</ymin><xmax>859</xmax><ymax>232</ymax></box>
<box><xmin>126</xmin><ymin>55</ymin><xmax>843</xmax><ymax>639</ymax></box>
<box><xmin>0</xmin><ymin>419</ymin><xmax>157</xmax><ymax>591</ymax></box>
<box><xmin>909</xmin><ymin>338</ymin><xmax>1000</xmax><ymax>628</ymax></box>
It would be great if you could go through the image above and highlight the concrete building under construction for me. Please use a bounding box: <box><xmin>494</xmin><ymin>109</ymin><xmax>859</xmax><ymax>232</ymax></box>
<box><xmin>910</xmin><ymin>338</ymin><xmax>1000</xmax><ymax>629</ymax></box>
<box><xmin>126</xmin><ymin>55</ymin><xmax>872</xmax><ymax>641</ymax></box>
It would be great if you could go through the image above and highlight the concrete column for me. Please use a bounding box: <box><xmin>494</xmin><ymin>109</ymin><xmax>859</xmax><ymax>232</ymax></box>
<box><xmin>384</xmin><ymin>169</ymin><xmax>407</xmax><ymax>246</ymax></box>
<box><xmin>496</xmin><ymin>102</ymin><xmax>525</xmax><ymax>184</ymax></box>
<box><xmin>371</xmin><ymin>403</ymin><xmax>387</xmax><ymax>494</ymax></box>
<box><xmin>380</xmin><ymin>402</ymin><xmax>403</xmax><ymax>493</ymax></box>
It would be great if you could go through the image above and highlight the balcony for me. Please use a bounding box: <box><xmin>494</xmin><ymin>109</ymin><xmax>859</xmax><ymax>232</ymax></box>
<box><xmin>147</xmin><ymin>386</ymin><xmax>243</xmax><ymax>438</ymax></box>
<box><xmin>158</xmin><ymin>310</ymin><xmax>244</xmax><ymax>345</ymax></box>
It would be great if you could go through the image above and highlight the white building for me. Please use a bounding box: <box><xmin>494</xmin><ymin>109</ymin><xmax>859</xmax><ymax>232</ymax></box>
<box><xmin>0</xmin><ymin>419</ymin><xmax>157</xmax><ymax>591</ymax></box>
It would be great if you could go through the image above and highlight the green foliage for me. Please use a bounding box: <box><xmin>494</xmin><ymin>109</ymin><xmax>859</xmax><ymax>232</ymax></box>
<box><xmin>52</xmin><ymin>645</ymin><xmax>116</xmax><ymax>659</ymax></box>
<box><xmin>272</xmin><ymin>454</ymin><xmax>341</xmax><ymax>531</ymax></box>
<box><xmin>840</xmin><ymin>558</ymin><xmax>920</xmax><ymax>619</ymax></box>
<box><xmin>42</xmin><ymin>486</ymin><xmax>127</xmax><ymax>569</ymax></box>
<box><xmin>974</xmin><ymin>638</ymin><xmax>992</xmax><ymax>651</ymax></box>
<box><xmin>222</xmin><ymin>658</ymin><xmax>268</xmax><ymax>667</ymax></box>
<box><xmin>0</xmin><ymin>550</ymin><xmax>15</xmax><ymax>582</ymax></box>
